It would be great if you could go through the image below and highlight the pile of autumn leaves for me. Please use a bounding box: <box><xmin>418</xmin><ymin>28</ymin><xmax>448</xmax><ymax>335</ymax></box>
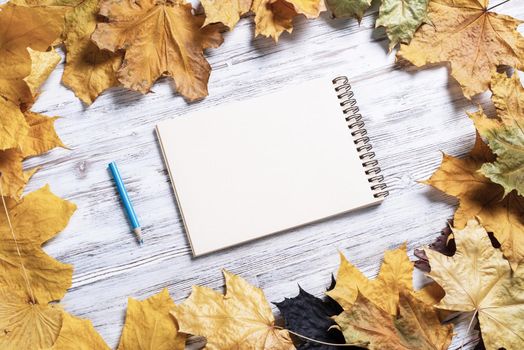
<box><xmin>0</xmin><ymin>3</ymin><xmax>101</xmax><ymax>348</ymax></box>
<box><xmin>1</xmin><ymin>0</ymin><xmax>523</xmax><ymax>105</ymax></box>
<box><xmin>0</xmin><ymin>8</ymin><xmax>106</xmax><ymax>344</ymax></box>
<box><xmin>1</xmin><ymin>0</ymin><xmax>524</xmax><ymax>349</ymax></box>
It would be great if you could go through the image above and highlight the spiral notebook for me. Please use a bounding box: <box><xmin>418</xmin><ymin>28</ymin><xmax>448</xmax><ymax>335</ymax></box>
<box><xmin>156</xmin><ymin>76</ymin><xmax>388</xmax><ymax>256</ymax></box>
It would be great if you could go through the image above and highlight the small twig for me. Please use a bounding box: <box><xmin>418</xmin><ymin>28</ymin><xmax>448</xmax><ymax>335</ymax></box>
<box><xmin>487</xmin><ymin>0</ymin><xmax>511</xmax><ymax>11</ymax></box>
<box><xmin>274</xmin><ymin>326</ymin><xmax>366</xmax><ymax>347</ymax></box>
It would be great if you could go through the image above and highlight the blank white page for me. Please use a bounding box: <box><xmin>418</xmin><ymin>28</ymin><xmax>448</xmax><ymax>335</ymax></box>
<box><xmin>156</xmin><ymin>77</ymin><xmax>383</xmax><ymax>256</ymax></box>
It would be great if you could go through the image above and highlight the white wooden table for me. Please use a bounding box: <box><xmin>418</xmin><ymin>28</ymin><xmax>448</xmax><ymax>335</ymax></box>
<box><xmin>23</xmin><ymin>2</ymin><xmax>524</xmax><ymax>348</ymax></box>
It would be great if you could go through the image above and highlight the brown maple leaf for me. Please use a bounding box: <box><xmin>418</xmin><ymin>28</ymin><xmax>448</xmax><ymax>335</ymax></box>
<box><xmin>92</xmin><ymin>0</ymin><xmax>224</xmax><ymax>101</ymax></box>
<box><xmin>61</xmin><ymin>0</ymin><xmax>122</xmax><ymax>105</ymax></box>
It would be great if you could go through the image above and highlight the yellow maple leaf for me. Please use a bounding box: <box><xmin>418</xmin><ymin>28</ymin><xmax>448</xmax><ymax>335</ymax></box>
<box><xmin>0</xmin><ymin>3</ymin><xmax>66</xmax><ymax>196</ymax></box>
<box><xmin>24</xmin><ymin>48</ymin><xmax>61</xmax><ymax>99</ymax></box>
<box><xmin>424</xmin><ymin>134</ymin><xmax>524</xmax><ymax>271</ymax></box>
<box><xmin>327</xmin><ymin>244</ymin><xmax>442</xmax><ymax>315</ymax></box>
<box><xmin>91</xmin><ymin>0</ymin><xmax>223</xmax><ymax>101</ymax></box>
<box><xmin>397</xmin><ymin>0</ymin><xmax>524</xmax><ymax>99</ymax></box>
<box><xmin>283</xmin><ymin>0</ymin><xmax>324</xmax><ymax>18</ymax></box>
<box><xmin>52</xmin><ymin>312</ymin><xmax>110</xmax><ymax>350</ymax></box>
<box><xmin>334</xmin><ymin>290</ymin><xmax>453</xmax><ymax>349</ymax></box>
<box><xmin>0</xmin><ymin>50</ymin><xmax>65</xmax><ymax>197</ymax></box>
<box><xmin>0</xmin><ymin>288</ymin><xmax>108</xmax><ymax>350</ymax></box>
<box><xmin>0</xmin><ymin>150</ymin><xmax>34</xmax><ymax>199</ymax></box>
<box><xmin>12</xmin><ymin>0</ymin><xmax>122</xmax><ymax>105</ymax></box>
<box><xmin>0</xmin><ymin>287</ymin><xmax>63</xmax><ymax>349</ymax></box>
<box><xmin>0</xmin><ymin>97</ymin><xmax>29</xmax><ymax>151</ymax></box>
<box><xmin>0</xmin><ymin>185</ymin><xmax>76</xmax><ymax>302</ymax></box>
<box><xmin>252</xmin><ymin>0</ymin><xmax>323</xmax><ymax>41</ymax></box>
<box><xmin>172</xmin><ymin>270</ymin><xmax>295</xmax><ymax>350</ymax></box>
<box><xmin>0</xmin><ymin>3</ymin><xmax>66</xmax><ymax>105</ymax></box>
<box><xmin>201</xmin><ymin>0</ymin><xmax>252</xmax><ymax>29</ymax></box>
<box><xmin>426</xmin><ymin>219</ymin><xmax>524</xmax><ymax>350</ymax></box>
<box><xmin>118</xmin><ymin>288</ymin><xmax>185</xmax><ymax>350</ymax></box>
<box><xmin>20</xmin><ymin>111</ymin><xmax>66</xmax><ymax>158</ymax></box>
<box><xmin>0</xmin><ymin>109</ymin><xmax>65</xmax><ymax>199</ymax></box>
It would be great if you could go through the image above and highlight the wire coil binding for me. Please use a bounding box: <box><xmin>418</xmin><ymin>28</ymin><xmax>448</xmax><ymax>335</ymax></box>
<box><xmin>332</xmin><ymin>76</ymin><xmax>389</xmax><ymax>199</ymax></box>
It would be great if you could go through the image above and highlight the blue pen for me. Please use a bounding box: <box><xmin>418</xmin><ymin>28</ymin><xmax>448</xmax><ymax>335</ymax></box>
<box><xmin>108</xmin><ymin>161</ymin><xmax>143</xmax><ymax>245</ymax></box>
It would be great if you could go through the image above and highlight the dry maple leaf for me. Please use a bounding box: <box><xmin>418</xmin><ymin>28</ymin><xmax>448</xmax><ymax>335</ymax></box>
<box><xmin>425</xmin><ymin>218</ymin><xmax>524</xmax><ymax>350</ymax></box>
<box><xmin>274</xmin><ymin>281</ymin><xmax>345</xmax><ymax>349</ymax></box>
<box><xmin>172</xmin><ymin>270</ymin><xmax>295</xmax><ymax>350</ymax></box>
<box><xmin>251</xmin><ymin>0</ymin><xmax>295</xmax><ymax>40</ymax></box>
<box><xmin>118</xmin><ymin>288</ymin><xmax>186</xmax><ymax>350</ymax></box>
<box><xmin>333</xmin><ymin>290</ymin><xmax>453</xmax><ymax>350</ymax></box>
<box><xmin>61</xmin><ymin>0</ymin><xmax>122</xmax><ymax>105</ymax></box>
<box><xmin>376</xmin><ymin>0</ymin><xmax>430</xmax><ymax>51</ymax></box>
<box><xmin>327</xmin><ymin>244</ymin><xmax>443</xmax><ymax>315</ymax></box>
<box><xmin>0</xmin><ymin>97</ymin><xmax>29</xmax><ymax>151</ymax></box>
<box><xmin>424</xmin><ymin>133</ymin><xmax>524</xmax><ymax>271</ymax></box>
<box><xmin>0</xmin><ymin>185</ymin><xmax>76</xmax><ymax>302</ymax></box>
<box><xmin>12</xmin><ymin>0</ymin><xmax>122</xmax><ymax>105</ymax></box>
<box><xmin>24</xmin><ymin>48</ymin><xmax>62</xmax><ymax>98</ymax></box>
<box><xmin>281</xmin><ymin>0</ymin><xmax>324</xmax><ymax>18</ymax></box>
<box><xmin>0</xmin><ymin>287</ymin><xmax>63</xmax><ymax>349</ymax></box>
<box><xmin>325</xmin><ymin>0</ymin><xmax>371</xmax><ymax>21</ymax></box>
<box><xmin>0</xmin><ymin>288</ymin><xmax>108</xmax><ymax>350</ymax></box>
<box><xmin>91</xmin><ymin>0</ymin><xmax>223</xmax><ymax>101</ymax></box>
<box><xmin>0</xmin><ymin>46</ymin><xmax>62</xmax><ymax>152</ymax></box>
<box><xmin>0</xmin><ymin>109</ymin><xmax>65</xmax><ymax>199</ymax></box>
<box><xmin>19</xmin><ymin>111</ymin><xmax>66</xmax><ymax>158</ymax></box>
<box><xmin>469</xmin><ymin>71</ymin><xmax>524</xmax><ymax>197</ymax></box>
<box><xmin>397</xmin><ymin>0</ymin><xmax>524</xmax><ymax>99</ymax></box>
<box><xmin>490</xmin><ymin>70</ymin><xmax>524</xmax><ymax>124</ymax></box>
<box><xmin>201</xmin><ymin>0</ymin><xmax>252</xmax><ymax>29</ymax></box>
<box><xmin>0</xmin><ymin>3</ymin><xmax>66</xmax><ymax>105</ymax></box>
<box><xmin>252</xmin><ymin>0</ymin><xmax>323</xmax><ymax>41</ymax></box>
<box><xmin>0</xmin><ymin>149</ymin><xmax>36</xmax><ymax>199</ymax></box>
<box><xmin>52</xmin><ymin>312</ymin><xmax>110</xmax><ymax>349</ymax></box>
<box><xmin>0</xmin><ymin>41</ymin><xmax>66</xmax><ymax>199</ymax></box>
<box><xmin>471</xmin><ymin>110</ymin><xmax>524</xmax><ymax>198</ymax></box>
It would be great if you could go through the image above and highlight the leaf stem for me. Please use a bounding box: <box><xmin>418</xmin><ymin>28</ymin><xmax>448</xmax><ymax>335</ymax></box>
<box><xmin>487</xmin><ymin>0</ymin><xmax>511</xmax><ymax>11</ymax></box>
<box><xmin>0</xmin><ymin>173</ymin><xmax>36</xmax><ymax>304</ymax></box>
<box><xmin>460</xmin><ymin>309</ymin><xmax>479</xmax><ymax>350</ymax></box>
<box><xmin>274</xmin><ymin>326</ymin><xmax>366</xmax><ymax>347</ymax></box>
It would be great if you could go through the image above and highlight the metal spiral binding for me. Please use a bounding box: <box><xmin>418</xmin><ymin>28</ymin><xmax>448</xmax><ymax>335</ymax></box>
<box><xmin>332</xmin><ymin>76</ymin><xmax>389</xmax><ymax>199</ymax></box>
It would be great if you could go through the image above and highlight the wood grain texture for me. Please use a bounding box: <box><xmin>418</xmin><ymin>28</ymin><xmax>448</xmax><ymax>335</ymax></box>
<box><xmin>10</xmin><ymin>1</ymin><xmax>524</xmax><ymax>348</ymax></box>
